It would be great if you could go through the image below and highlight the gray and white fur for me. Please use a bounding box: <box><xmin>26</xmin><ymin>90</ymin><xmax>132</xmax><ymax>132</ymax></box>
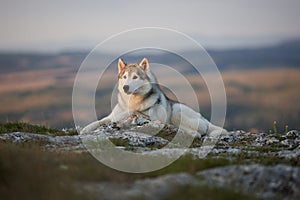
<box><xmin>81</xmin><ymin>58</ymin><xmax>226</xmax><ymax>137</ymax></box>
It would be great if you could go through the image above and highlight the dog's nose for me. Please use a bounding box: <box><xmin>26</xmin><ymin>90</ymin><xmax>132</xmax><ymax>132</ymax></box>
<box><xmin>123</xmin><ymin>85</ymin><xmax>129</xmax><ymax>93</ymax></box>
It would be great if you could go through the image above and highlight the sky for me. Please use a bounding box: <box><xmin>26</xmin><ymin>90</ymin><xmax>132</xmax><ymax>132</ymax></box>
<box><xmin>0</xmin><ymin>0</ymin><xmax>300</xmax><ymax>52</ymax></box>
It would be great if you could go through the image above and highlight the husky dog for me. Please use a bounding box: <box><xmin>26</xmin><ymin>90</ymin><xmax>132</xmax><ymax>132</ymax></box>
<box><xmin>81</xmin><ymin>58</ymin><xmax>226</xmax><ymax>136</ymax></box>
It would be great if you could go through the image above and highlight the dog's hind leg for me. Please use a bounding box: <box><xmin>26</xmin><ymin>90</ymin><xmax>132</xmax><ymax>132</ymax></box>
<box><xmin>171</xmin><ymin>103</ymin><xmax>205</xmax><ymax>138</ymax></box>
<box><xmin>171</xmin><ymin>103</ymin><xmax>227</xmax><ymax>138</ymax></box>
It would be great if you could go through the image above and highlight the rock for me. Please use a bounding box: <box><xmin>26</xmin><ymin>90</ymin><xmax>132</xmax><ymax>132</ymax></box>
<box><xmin>81</xmin><ymin>164</ymin><xmax>300</xmax><ymax>200</ymax></box>
<box><xmin>211</xmin><ymin>146</ymin><xmax>241</xmax><ymax>155</ymax></box>
<box><xmin>197</xmin><ymin>164</ymin><xmax>300</xmax><ymax>200</ymax></box>
<box><xmin>0</xmin><ymin>132</ymin><xmax>85</xmax><ymax>152</ymax></box>
<box><xmin>1</xmin><ymin>116</ymin><xmax>300</xmax><ymax>159</ymax></box>
<box><xmin>1</xmin><ymin>117</ymin><xmax>300</xmax><ymax>199</ymax></box>
<box><xmin>277</xmin><ymin>146</ymin><xmax>300</xmax><ymax>159</ymax></box>
<box><xmin>214</xmin><ymin>130</ymin><xmax>300</xmax><ymax>157</ymax></box>
<box><xmin>280</xmin><ymin>139</ymin><xmax>295</xmax><ymax>148</ymax></box>
<box><xmin>82</xmin><ymin>173</ymin><xmax>199</xmax><ymax>200</ymax></box>
<box><xmin>287</xmin><ymin>130</ymin><xmax>300</xmax><ymax>138</ymax></box>
<box><xmin>266</xmin><ymin>137</ymin><xmax>280</xmax><ymax>145</ymax></box>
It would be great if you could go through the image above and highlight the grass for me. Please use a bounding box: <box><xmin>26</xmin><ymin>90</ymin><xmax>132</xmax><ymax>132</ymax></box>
<box><xmin>0</xmin><ymin>120</ymin><xmax>298</xmax><ymax>199</ymax></box>
<box><xmin>164</xmin><ymin>185</ymin><xmax>257</xmax><ymax>200</ymax></box>
<box><xmin>0</xmin><ymin>142</ymin><xmax>254</xmax><ymax>200</ymax></box>
<box><xmin>0</xmin><ymin>121</ymin><xmax>298</xmax><ymax>200</ymax></box>
<box><xmin>232</xmin><ymin>151</ymin><xmax>300</xmax><ymax>167</ymax></box>
<box><xmin>1</xmin><ymin>128</ymin><xmax>298</xmax><ymax>199</ymax></box>
<box><xmin>0</xmin><ymin>143</ymin><xmax>95</xmax><ymax>200</ymax></box>
<box><xmin>0</xmin><ymin>121</ymin><xmax>77</xmax><ymax>135</ymax></box>
<box><xmin>109</xmin><ymin>137</ymin><xmax>131</xmax><ymax>147</ymax></box>
<box><xmin>150</xmin><ymin>156</ymin><xmax>230</xmax><ymax>176</ymax></box>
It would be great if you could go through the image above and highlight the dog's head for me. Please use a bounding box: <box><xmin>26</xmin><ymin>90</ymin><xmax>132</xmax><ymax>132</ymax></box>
<box><xmin>117</xmin><ymin>58</ymin><xmax>152</xmax><ymax>95</ymax></box>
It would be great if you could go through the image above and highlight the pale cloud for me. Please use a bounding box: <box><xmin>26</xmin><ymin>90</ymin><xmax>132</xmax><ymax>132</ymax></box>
<box><xmin>0</xmin><ymin>0</ymin><xmax>299</xmax><ymax>52</ymax></box>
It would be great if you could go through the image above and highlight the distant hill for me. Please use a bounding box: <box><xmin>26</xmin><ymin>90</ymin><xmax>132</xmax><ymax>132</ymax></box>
<box><xmin>0</xmin><ymin>39</ymin><xmax>300</xmax><ymax>73</ymax></box>
<box><xmin>0</xmin><ymin>40</ymin><xmax>300</xmax><ymax>130</ymax></box>
<box><xmin>0</xmin><ymin>52</ymin><xmax>87</xmax><ymax>73</ymax></box>
<box><xmin>208</xmin><ymin>39</ymin><xmax>300</xmax><ymax>70</ymax></box>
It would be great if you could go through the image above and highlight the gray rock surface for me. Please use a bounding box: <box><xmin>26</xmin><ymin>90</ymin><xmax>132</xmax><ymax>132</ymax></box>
<box><xmin>82</xmin><ymin>165</ymin><xmax>300</xmax><ymax>200</ymax></box>
<box><xmin>0</xmin><ymin>132</ymin><xmax>85</xmax><ymax>152</ymax></box>
<box><xmin>1</xmin><ymin>115</ymin><xmax>300</xmax><ymax>200</ymax></box>
<box><xmin>197</xmin><ymin>164</ymin><xmax>300</xmax><ymax>200</ymax></box>
<box><xmin>1</xmin><ymin>117</ymin><xmax>299</xmax><ymax>158</ymax></box>
<box><xmin>83</xmin><ymin>173</ymin><xmax>199</xmax><ymax>200</ymax></box>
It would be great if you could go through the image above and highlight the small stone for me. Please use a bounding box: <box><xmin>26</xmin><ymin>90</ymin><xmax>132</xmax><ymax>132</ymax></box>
<box><xmin>266</xmin><ymin>137</ymin><xmax>280</xmax><ymax>145</ymax></box>
<box><xmin>280</xmin><ymin>139</ymin><xmax>295</xmax><ymax>147</ymax></box>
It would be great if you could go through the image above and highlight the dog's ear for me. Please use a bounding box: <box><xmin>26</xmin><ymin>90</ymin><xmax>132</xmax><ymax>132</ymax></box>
<box><xmin>118</xmin><ymin>58</ymin><xmax>126</xmax><ymax>73</ymax></box>
<box><xmin>139</xmin><ymin>58</ymin><xmax>149</xmax><ymax>72</ymax></box>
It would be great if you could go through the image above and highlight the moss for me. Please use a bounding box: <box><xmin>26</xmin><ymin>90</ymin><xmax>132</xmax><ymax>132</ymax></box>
<box><xmin>164</xmin><ymin>185</ymin><xmax>257</xmax><ymax>200</ymax></box>
<box><xmin>273</xmin><ymin>121</ymin><xmax>278</xmax><ymax>133</ymax></box>
<box><xmin>190</xmin><ymin>137</ymin><xmax>204</xmax><ymax>148</ymax></box>
<box><xmin>109</xmin><ymin>137</ymin><xmax>167</xmax><ymax>150</ymax></box>
<box><xmin>155</xmin><ymin>126</ymin><xmax>176</xmax><ymax>141</ymax></box>
<box><xmin>285</xmin><ymin>125</ymin><xmax>289</xmax><ymax>133</ymax></box>
<box><xmin>155</xmin><ymin>126</ymin><xmax>208</xmax><ymax>148</ymax></box>
<box><xmin>148</xmin><ymin>156</ymin><xmax>231</xmax><ymax>176</ymax></box>
<box><xmin>268</xmin><ymin>121</ymin><xmax>292</xmax><ymax>135</ymax></box>
<box><xmin>0</xmin><ymin>142</ymin><xmax>233</xmax><ymax>196</ymax></box>
<box><xmin>1</xmin><ymin>136</ymin><xmax>297</xmax><ymax>199</ymax></box>
<box><xmin>268</xmin><ymin>133</ymin><xmax>286</xmax><ymax>141</ymax></box>
<box><xmin>0</xmin><ymin>122</ymin><xmax>77</xmax><ymax>135</ymax></box>
<box><xmin>0</xmin><ymin>142</ymin><xmax>259</xmax><ymax>200</ymax></box>
<box><xmin>230</xmin><ymin>151</ymin><xmax>300</xmax><ymax>167</ymax></box>
<box><xmin>0</xmin><ymin>143</ymin><xmax>96</xmax><ymax>200</ymax></box>
<box><xmin>109</xmin><ymin>137</ymin><xmax>131</xmax><ymax>147</ymax></box>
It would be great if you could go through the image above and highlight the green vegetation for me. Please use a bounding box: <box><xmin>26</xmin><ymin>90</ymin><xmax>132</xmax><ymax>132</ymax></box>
<box><xmin>273</xmin><ymin>121</ymin><xmax>278</xmax><ymax>133</ymax></box>
<box><xmin>0</xmin><ymin>143</ymin><xmax>95</xmax><ymax>200</ymax></box>
<box><xmin>269</xmin><ymin>121</ymin><xmax>291</xmax><ymax>134</ymax></box>
<box><xmin>151</xmin><ymin>156</ymin><xmax>230</xmax><ymax>176</ymax></box>
<box><xmin>232</xmin><ymin>151</ymin><xmax>300</xmax><ymax>167</ymax></box>
<box><xmin>0</xmin><ymin>121</ymin><xmax>298</xmax><ymax>199</ymax></box>
<box><xmin>0</xmin><ymin>142</ymin><xmax>248</xmax><ymax>200</ymax></box>
<box><xmin>156</xmin><ymin>126</ymin><xmax>176</xmax><ymax>141</ymax></box>
<box><xmin>285</xmin><ymin>125</ymin><xmax>289</xmax><ymax>133</ymax></box>
<box><xmin>164</xmin><ymin>185</ymin><xmax>257</xmax><ymax>200</ymax></box>
<box><xmin>109</xmin><ymin>137</ymin><xmax>131</xmax><ymax>147</ymax></box>
<box><xmin>0</xmin><ymin>121</ymin><xmax>77</xmax><ymax>135</ymax></box>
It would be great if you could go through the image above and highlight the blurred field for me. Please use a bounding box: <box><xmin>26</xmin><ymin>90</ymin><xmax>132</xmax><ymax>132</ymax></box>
<box><xmin>222</xmin><ymin>68</ymin><xmax>300</xmax><ymax>131</ymax></box>
<box><xmin>0</xmin><ymin>64</ymin><xmax>299</xmax><ymax>132</ymax></box>
<box><xmin>0</xmin><ymin>142</ymin><xmax>257</xmax><ymax>200</ymax></box>
<box><xmin>180</xmin><ymin>68</ymin><xmax>300</xmax><ymax>132</ymax></box>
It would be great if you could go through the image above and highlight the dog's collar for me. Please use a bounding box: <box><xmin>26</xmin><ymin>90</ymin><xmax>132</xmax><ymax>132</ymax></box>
<box><xmin>142</xmin><ymin>88</ymin><xmax>155</xmax><ymax>101</ymax></box>
<box><xmin>139</xmin><ymin>95</ymin><xmax>161</xmax><ymax>113</ymax></box>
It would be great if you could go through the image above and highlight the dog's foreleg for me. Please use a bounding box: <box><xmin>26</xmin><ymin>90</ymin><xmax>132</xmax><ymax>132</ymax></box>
<box><xmin>206</xmin><ymin>123</ymin><xmax>228</xmax><ymax>137</ymax></box>
<box><xmin>98</xmin><ymin>116</ymin><xmax>112</xmax><ymax>124</ymax></box>
<box><xmin>80</xmin><ymin>104</ymin><xmax>131</xmax><ymax>134</ymax></box>
<box><xmin>80</xmin><ymin>115</ymin><xmax>116</xmax><ymax>134</ymax></box>
<box><xmin>80</xmin><ymin>120</ymin><xmax>104</xmax><ymax>134</ymax></box>
<box><xmin>104</xmin><ymin>104</ymin><xmax>131</xmax><ymax>123</ymax></box>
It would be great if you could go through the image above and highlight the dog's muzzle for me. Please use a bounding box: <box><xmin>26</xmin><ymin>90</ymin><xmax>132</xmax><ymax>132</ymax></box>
<box><xmin>123</xmin><ymin>85</ymin><xmax>129</xmax><ymax>93</ymax></box>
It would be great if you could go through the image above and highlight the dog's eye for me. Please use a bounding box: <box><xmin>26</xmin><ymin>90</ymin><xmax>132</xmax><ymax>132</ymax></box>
<box><xmin>123</xmin><ymin>75</ymin><xmax>126</xmax><ymax>79</ymax></box>
<box><xmin>133</xmin><ymin>75</ymin><xmax>138</xmax><ymax>79</ymax></box>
